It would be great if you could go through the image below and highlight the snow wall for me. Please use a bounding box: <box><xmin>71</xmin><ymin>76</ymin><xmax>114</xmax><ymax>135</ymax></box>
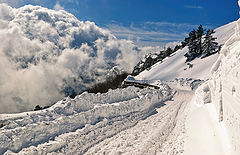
<box><xmin>209</xmin><ymin>18</ymin><xmax>240</xmax><ymax>155</ymax></box>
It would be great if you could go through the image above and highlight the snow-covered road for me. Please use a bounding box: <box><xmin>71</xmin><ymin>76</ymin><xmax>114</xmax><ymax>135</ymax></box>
<box><xmin>0</xmin><ymin>80</ymin><xmax>198</xmax><ymax>155</ymax></box>
<box><xmin>86</xmin><ymin>89</ymin><xmax>194</xmax><ymax>155</ymax></box>
<box><xmin>0</xmin><ymin>81</ymin><xmax>232</xmax><ymax>155</ymax></box>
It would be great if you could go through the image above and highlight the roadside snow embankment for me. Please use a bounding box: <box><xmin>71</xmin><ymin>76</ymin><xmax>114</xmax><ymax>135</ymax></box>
<box><xmin>208</xmin><ymin>18</ymin><xmax>240</xmax><ymax>155</ymax></box>
<box><xmin>0</xmin><ymin>85</ymin><xmax>174</xmax><ymax>154</ymax></box>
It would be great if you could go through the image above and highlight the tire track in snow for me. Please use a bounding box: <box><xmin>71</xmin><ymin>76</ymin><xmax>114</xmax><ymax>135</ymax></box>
<box><xmin>86</xmin><ymin>90</ymin><xmax>194</xmax><ymax>155</ymax></box>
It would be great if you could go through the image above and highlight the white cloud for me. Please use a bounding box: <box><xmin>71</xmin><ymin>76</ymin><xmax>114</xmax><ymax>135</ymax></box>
<box><xmin>106</xmin><ymin>21</ymin><xmax>216</xmax><ymax>47</ymax></box>
<box><xmin>106</xmin><ymin>22</ymin><xmax>192</xmax><ymax>47</ymax></box>
<box><xmin>0</xmin><ymin>4</ymin><xmax>150</xmax><ymax>113</ymax></box>
<box><xmin>54</xmin><ymin>1</ymin><xmax>64</xmax><ymax>11</ymax></box>
<box><xmin>0</xmin><ymin>0</ymin><xmax>24</xmax><ymax>7</ymax></box>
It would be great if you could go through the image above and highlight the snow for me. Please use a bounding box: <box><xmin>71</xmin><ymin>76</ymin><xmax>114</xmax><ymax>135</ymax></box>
<box><xmin>116</xmin><ymin>19</ymin><xmax>239</xmax><ymax>155</ymax></box>
<box><xmin>194</xmin><ymin>81</ymin><xmax>211</xmax><ymax>105</ymax></box>
<box><xmin>86</xmin><ymin>89</ymin><xmax>193</xmax><ymax>155</ymax></box>
<box><xmin>208</xmin><ymin>18</ymin><xmax>240</xmax><ymax>155</ymax></box>
<box><xmin>135</xmin><ymin>47</ymin><xmax>219</xmax><ymax>81</ymax></box>
<box><xmin>0</xmin><ymin>86</ymin><xmax>174</xmax><ymax>154</ymax></box>
<box><xmin>184</xmin><ymin>99</ymin><xmax>231</xmax><ymax>155</ymax></box>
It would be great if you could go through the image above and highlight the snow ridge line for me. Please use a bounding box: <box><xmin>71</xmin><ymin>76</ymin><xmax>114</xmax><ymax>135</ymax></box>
<box><xmin>15</xmin><ymin>97</ymin><xmax>173</xmax><ymax>154</ymax></box>
<box><xmin>0</xmin><ymin>86</ymin><xmax>174</xmax><ymax>154</ymax></box>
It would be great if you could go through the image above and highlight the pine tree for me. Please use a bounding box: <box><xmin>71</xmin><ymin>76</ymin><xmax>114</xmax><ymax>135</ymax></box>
<box><xmin>201</xmin><ymin>29</ymin><xmax>219</xmax><ymax>58</ymax></box>
<box><xmin>164</xmin><ymin>47</ymin><xmax>174</xmax><ymax>57</ymax></box>
<box><xmin>184</xmin><ymin>29</ymin><xmax>198</xmax><ymax>62</ymax></box>
<box><xmin>196</xmin><ymin>25</ymin><xmax>204</xmax><ymax>55</ymax></box>
<box><xmin>174</xmin><ymin>45</ymin><xmax>182</xmax><ymax>52</ymax></box>
<box><xmin>181</xmin><ymin>36</ymin><xmax>190</xmax><ymax>47</ymax></box>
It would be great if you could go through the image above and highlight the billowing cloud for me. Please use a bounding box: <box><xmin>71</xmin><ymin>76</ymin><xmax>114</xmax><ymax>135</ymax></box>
<box><xmin>0</xmin><ymin>4</ymin><xmax>148</xmax><ymax>113</ymax></box>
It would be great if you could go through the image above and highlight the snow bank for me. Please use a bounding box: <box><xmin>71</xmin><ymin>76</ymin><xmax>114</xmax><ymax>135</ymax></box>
<box><xmin>0</xmin><ymin>85</ymin><xmax>174</xmax><ymax>154</ymax></box>
<box><xmin>209</xmin><ymin>19</ymin><xmax>240</xmax><ymax>155</ymax></box>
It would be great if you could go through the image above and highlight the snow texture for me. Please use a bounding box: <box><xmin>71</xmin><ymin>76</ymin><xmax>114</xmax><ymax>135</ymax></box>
<box><xmin>184</xmin><ymin>99</ymin><xmax>231</xmax><ymax>155</ymax></box>
<box><xmin>86</xmin><ymin>89</ymin><xmax>193</xmax><ymax>155</ymax></box>
<box><xmin>0</xmin><ymin>85</ymin><xmax>174</xmax><ymax>154</ymax></box>
<box><xmin>208</xmin><ymin>18</ymin><xmax>240</xmax><ymax>155</ymax></box>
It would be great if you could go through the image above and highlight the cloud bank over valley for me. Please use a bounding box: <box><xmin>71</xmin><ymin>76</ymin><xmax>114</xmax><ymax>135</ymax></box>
<box><xmin>0</xmin><ymin>4</ymin><xmax>152</xmax><ymax>113</ymax></box>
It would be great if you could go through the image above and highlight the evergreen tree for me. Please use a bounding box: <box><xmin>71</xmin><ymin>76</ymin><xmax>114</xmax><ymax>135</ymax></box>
<box><xmin>201</xmin><ymin>29</ymin><xmax>219</xmax><ymax>58</ymax></box>
<box><xmin>196</xmin><ymin>25</ymin><xmax>204</xmax><ymax>55</ymax></box>
<box><xmin>173</xmin><ymin>45</ymin><xmax>182</xmax><ymax>52</ymax></box>
<box><xmin>184</xmin><ymin>29</ymin><xmax>198</xmax><ymax>62</ymax></box>
<box><xmin>164</xmin><ymin>47</ymin><xmax>174</xmax><ymax>57</ymax></box>
<box><xmin>181</xmin><ymin>36</ymin><xmax>190</xmax><ymax>47</ymax></box>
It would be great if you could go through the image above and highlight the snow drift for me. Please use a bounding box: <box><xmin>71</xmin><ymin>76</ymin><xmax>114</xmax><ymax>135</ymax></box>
<box><xmin>0</xmin><ymin>4</ymin><xmax>149</xmax><ymax>113</ymax></box>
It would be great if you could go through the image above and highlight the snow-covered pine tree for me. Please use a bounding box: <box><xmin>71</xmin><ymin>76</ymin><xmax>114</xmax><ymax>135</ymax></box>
<box><xmin>201</xmin><ymin>29</ymin><xmax>219</xmax><ymax>58</ymax></box>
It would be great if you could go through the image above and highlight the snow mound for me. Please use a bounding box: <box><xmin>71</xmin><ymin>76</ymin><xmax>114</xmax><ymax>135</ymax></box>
<box><xmin>0</xmin><ymin>86</ymin><xmax>174</xmax><ymax>154</ymax></box>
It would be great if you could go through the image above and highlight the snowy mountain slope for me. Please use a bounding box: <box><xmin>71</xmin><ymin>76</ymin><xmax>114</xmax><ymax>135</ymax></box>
<box><xmin>214</xmin><ymin>21</ymin><xmax>236</xmax><ymax>45</ymax></box>
<box><xmin>136</xmin><ymin>21</ymin><xmax>236</xmax><ymax>81</ymax></box>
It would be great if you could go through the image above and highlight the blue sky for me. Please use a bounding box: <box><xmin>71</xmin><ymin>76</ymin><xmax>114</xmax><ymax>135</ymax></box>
<box><xmin>1</xmin><ymin>0</ymin><xmax>239</xmax><ymax>46</ymax></box>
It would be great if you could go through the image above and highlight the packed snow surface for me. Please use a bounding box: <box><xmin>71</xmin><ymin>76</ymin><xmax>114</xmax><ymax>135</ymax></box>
<box><xmin>86</xmin><ymin>89</ymin><xmax>193</xmax><ymax>155</ymax></box>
